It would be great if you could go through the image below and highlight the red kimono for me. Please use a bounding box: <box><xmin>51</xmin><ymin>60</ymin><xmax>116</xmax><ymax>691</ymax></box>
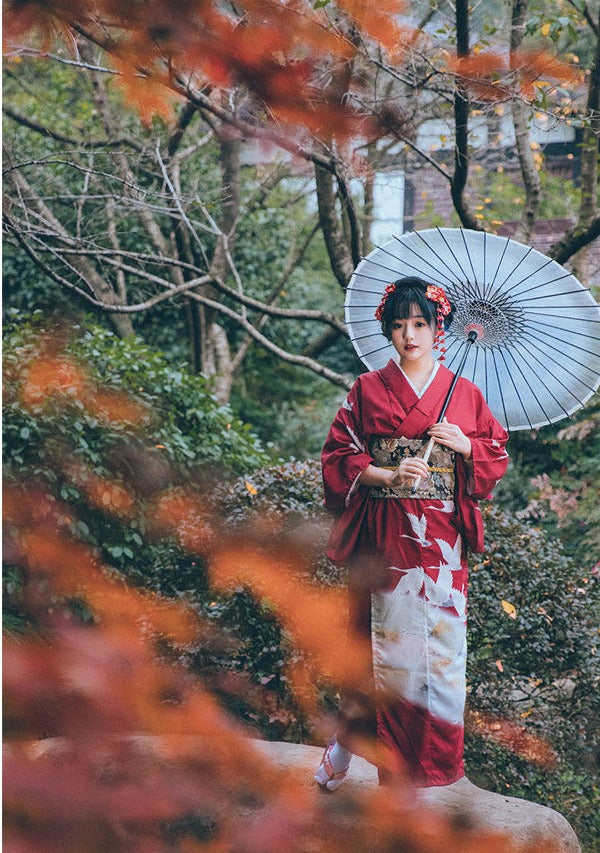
<box><xmin>322</xmin><ymin>360</ymin><xmax>509</xmax><ymax>787</ymax></box>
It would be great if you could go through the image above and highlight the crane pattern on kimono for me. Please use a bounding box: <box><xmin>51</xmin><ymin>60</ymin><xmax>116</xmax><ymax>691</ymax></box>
<box><xmin>399</xmin><ymin>512</ymin><xmax>432</xmax><ymax>546</ymax></box>
<box><xmin>388</xmin><ymin>535</ymin><xmax>466</xmax><ymax>618</ymax></box>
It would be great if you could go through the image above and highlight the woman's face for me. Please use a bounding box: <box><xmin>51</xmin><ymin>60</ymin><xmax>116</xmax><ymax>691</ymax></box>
<box><xmin>390</xmin><ymin>305</ymin><xmax>436</xmax><ymax>364</ymax></box>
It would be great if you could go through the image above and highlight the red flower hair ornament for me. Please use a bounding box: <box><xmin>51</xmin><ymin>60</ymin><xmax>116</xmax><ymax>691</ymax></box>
<box><xmin>375</xmin><ymin>281</ymin><xmax>452</xmax><ymax>361</ymax></box>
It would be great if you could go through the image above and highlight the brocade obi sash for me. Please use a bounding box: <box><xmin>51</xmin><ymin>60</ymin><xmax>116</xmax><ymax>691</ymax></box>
<box><xmin>369</xmin><ymin>436</ymin><xmax>455</xmax><ymax>500</ymax></box>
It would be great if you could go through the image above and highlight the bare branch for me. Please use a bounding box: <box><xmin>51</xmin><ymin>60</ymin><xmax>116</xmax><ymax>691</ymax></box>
<box><xmin>550</xmin><ymin>216</ymin><xmax>600</xmax><ymax>265</ymax></box>
<box><xmin>4</xmin><ymin>218</ymin><xmax>212</xmax><ymax>312</ymax></box>
<box><xmin>8</xmin><ymin>218</ymin><xmax>351</xmax><ymax>388</ymax></box>
<box><xmin>336</xmin><ymin>167</ymin><xmax>361</xmax><ymax>268</ymax></box>
<box><xmin>229</xmin><ymin>222</ymin><xmax>321</xmax><ymax>372</ymax></box>
<box><xmin>8</xmin><ymin>218</ymin><xmax>346</xmax><ymax>331</ymax></box>
<box><xmin>565</xmin><ymin>0</ymin><xmax>599</xmax><ymax>34</ymax></box>
<box><xmin>2</xmin><ymin>104</ymin><xmax>141</xmax><ymax>151</ymax></box>
<box><xmin>155</xmin><ymin>139</ymin><xmax>210</xmax><ymax>267</ymax></box>
<box><xmin>187</xmin><ymin>290</ymin><xmax>351</xmax><ymax>390</ymax></box>
<box><xmin>167</xmin><ymin>101</ymin><xmax>199</xmax><ymax>158</ymax></box>
<box><xmin>4</xmin><ymin>164</ymin><xmax>134</xmax><ymax>337</ymax></box>
<box><xmin>4</xmin><ymin>46</ymin><xmax>119</xmax><ymax>75</ymax></box>
<box><xmin>302</xmin><ymin>325</ymin><xmax>343</xmax><ymax>358</ymax></box>
<box><xmin>393</xmin><ymin>134</ymin><xmax>452</xmax><ymax>181</ymax></box>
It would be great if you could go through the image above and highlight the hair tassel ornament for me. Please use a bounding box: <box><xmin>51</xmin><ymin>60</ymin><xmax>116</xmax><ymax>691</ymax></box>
<box><xmin>425</xmin><ymin>284</ymin><xmax>452</xmax><ymax>362</ymax></box>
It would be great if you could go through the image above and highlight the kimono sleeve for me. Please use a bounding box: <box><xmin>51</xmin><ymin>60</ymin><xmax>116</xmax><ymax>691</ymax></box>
<box><xmin>321</xmin><ymin>377</ymin><xmax>374</xmax><ymax>513</ymax></box>
<box><xmin>462</xmin><ymin>390</ymin><xmax>509</xmax><ymax>500</ymax></box>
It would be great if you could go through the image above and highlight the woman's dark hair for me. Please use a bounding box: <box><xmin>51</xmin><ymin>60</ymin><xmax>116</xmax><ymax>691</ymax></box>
<box><xmin>379</xmin><ymin>277</ymin><xmax>455</xmax><ymax>340</ymax></box>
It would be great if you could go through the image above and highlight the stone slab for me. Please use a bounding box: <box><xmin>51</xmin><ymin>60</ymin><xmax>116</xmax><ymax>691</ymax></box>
<box><xmin>254</xmin><ymin>740</ymin><xmax>581</xmax><ymax>853</ymax></box>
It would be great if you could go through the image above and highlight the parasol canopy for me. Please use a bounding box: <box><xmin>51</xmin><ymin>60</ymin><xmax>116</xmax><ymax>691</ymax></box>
<box><xmin>345</xmin><ymin>228</ymin><xmax>600</xmax><ymax>431</ymax></box>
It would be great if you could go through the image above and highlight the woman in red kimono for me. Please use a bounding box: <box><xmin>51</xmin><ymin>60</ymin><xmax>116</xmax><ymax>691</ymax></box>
<box><xmin>315</xmin><ymin>277</ymin><xmax>509</xmax><ymax>791</ymax></box>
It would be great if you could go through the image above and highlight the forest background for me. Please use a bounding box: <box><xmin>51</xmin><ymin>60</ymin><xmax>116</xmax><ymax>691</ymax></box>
<box><xmin>3</xmin><ymin>0</ymin><xmax>600</xmax><ymax>850</ymax></box>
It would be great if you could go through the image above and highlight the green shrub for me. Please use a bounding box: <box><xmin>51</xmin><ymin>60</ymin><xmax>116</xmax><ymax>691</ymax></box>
<box><xmin>3</xmin><ymin>311</ymin><xmax>271</xmax><ymax>597</ymax></box>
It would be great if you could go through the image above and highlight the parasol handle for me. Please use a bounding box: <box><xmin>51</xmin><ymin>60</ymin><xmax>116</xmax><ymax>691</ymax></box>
<box><xmin>411</xmin><ymin>329</ymin><xmax>479</xmax><ymax>493</ymax></box>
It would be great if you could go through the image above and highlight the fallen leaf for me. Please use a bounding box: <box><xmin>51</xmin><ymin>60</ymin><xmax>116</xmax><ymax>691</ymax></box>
<box><xmin>501</xmin><ymin>599</ymin><xmax>517</xmax><ymax>619</ymax></box>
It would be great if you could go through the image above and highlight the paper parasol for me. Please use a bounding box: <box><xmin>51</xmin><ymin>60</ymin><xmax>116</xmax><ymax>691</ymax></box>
<box><xmin>345</xmin><ymin>228</ymin><xmax>600</xmax><ymax>431</ymax></box>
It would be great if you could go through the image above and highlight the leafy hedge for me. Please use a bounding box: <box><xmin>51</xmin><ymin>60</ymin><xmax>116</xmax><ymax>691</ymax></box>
<box><xmin>3</xmin><ymin>311</ymin><xmax>270</xmax><ymax>595</ymax></box>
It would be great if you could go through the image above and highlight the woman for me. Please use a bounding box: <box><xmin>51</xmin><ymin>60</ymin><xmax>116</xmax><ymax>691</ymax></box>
<box><xmin>315</xmin><ymin>277</ymin><xmax>509</xmax><ymax>790</ymax></box>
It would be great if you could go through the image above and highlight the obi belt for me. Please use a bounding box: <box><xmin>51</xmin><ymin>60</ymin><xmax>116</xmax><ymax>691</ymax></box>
<box><xmin>369</xmin><ymin>437</ymin><xmax>455</xmax><ymax>500</ymax></box>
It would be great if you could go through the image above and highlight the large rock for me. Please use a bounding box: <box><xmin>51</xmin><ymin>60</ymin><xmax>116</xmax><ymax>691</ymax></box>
<box><xmin>254</xmin><ymin>740</ymin><xmax>581</xmax><ymax>853</ymax></box>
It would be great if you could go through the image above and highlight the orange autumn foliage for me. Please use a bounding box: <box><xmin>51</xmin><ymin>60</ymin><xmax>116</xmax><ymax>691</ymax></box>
<box><xmin>211</xmin><ymin>536</ymin><xmax>372</xmax><ymax>690</ymax></box>
<box><xmin>5</xmin><ymin>475</ymin><xmax>545</xmax><ymax>853</ymax></box>
<box><xmin>21</xmin><ymin>354</ymin><xmax>87</xmax><ymax>406</ymax></box>
<box><xmin>66</xmin><ymin>463</ymin><xmax>137</xmax><ymax>519</ymax></box>
<box><xmin>151</xmin><ymin>489</ymin><xmax>214</xmax><ymax>552</ymax></box>
<box><xmin>20</xmin><ymin>349</ymin><xmax>149</xmax><ymax>426</ymax></box>
<box><xmin>466</xmin><ymin>710</ymin><xmax>557</xmax><ymax>770</ymax></box>
<box><xmin>449</xmin><ymin>49</ymin><xmax>580</xmax><ymax>101</ymax></box>
<box><xmin>336</xmin><ymin>0</ymin><xmax>409</xmax><ymax>58</ymax></box>
<box><xmin>2</xmin><ymin>0</ymin><xmax>409</xmax><ymax>133</ymax></box>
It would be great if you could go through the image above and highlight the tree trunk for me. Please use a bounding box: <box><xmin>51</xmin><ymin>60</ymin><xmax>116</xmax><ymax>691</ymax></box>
<box><xmin>315</xmin><ymin>160</ymin><xmax>355</xmax><ymax>288</ymax></box>
<box><xmin>572</xmin><ymin>17</ymin><xmax>600</xmax><ymax>280</ymax></box>
<box><xmin>450</xmin><ymin>0</ymin><xmax>482</xmax><ymax>231</ymax></box>
<box><xmin>510</xmin><ymin>0</ymin><xmax>541</xmax><ymax>243</ymax></box>
<box><xmin>199</xmin><ymin>128</ymin><xmax>242</xmax><ymax>398</ymax></box>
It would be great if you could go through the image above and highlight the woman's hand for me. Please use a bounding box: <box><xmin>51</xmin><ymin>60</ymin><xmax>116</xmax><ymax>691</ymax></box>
<box><xmin>428</xmin><ymin>417</ymin><xmax>472</xmax><ymax>458</ymax></box>
<box><xmin>357</xmin><ymin>458</ymin><xmax>429</xmax><ymax>489</ymax></box>
<box><xmin>385</xmin><ymin>456</ymin><xmax>430</xmax><ymax>488</ymax></box>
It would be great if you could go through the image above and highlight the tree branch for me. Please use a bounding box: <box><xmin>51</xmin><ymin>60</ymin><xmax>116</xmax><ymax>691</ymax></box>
<box><xmin>167</xmin><ymin>101</ymin><xmax>199</xmax><ymax>158</ymax></box>
<box><xmin>185</xmin><ymin>291</ymin><xmax>352</xmax><ymax>390</ymax></box>
<box><xmin>4</xmin><ymin>165</ymin><xmax>135</xmax><ymax>337</ymax></box>
<box><xmin>230</xmin><ymin>222</ymin><xmax>321</xmax><ymax>372</ymax></box>
<box><xmin>549</xmin><ymin>216</ymin><xmax>600</xmax><ymax>265</ymax></box>
<box><xmin>301</xmin><ymin>325</ymin><xmax>343</xmax><ymax>358</ymax></box>
<box><xmin>9</xmin><ymin>220</ymin><xmax>351</xmax><ymax>389</ymax></box>
<box><xmin>565</xmin><ymin>0</ymin><xmax>599</xmax><ymax>35</ymax></box>
<box><xmin>8</xmin><ymin>221</ymin><xmax>347</xmax><ymax>331</ymax></box>
<box><xmin>578</xmin><ymin>14</ymin><xmax>600</xmax><ymax>228</ymax></box>
<box><xmin>4</xmin><ymin>218</ymin><xmax>212</xmax><ymax>312</ymax></box>
<box><xmin>2</xmin><ymin>105</ymin><xmax>141</xmax><ymax>150</ymax></box>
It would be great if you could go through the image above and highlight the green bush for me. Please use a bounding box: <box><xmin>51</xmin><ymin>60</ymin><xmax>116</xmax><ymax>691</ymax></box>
<box><xmin>3</xmin><ymin>311</ymin><xmax>271</xmax><ymax>597</ymax></box>
<box><xmin>466</xmin><ymin>505</ymin><xmax>599</xmax><ymax>846</ymax></box>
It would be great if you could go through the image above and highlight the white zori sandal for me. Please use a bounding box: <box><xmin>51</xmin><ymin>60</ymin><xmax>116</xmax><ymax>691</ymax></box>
<box><xmin>314</xmin><ymin>738</ymin><xmax>351</xmax><ymax>791</ymax></box>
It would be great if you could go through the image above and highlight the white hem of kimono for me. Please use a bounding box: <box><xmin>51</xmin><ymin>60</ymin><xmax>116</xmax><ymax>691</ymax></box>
<box><xmin>370</xmin><ymin>532</ymin><xmax>467</xmax><ymax>727</ymax></box>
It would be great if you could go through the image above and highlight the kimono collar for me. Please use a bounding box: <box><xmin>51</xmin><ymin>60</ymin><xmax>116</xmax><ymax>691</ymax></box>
<box><xmin>379</xmin><ymin>359</ymin><xmax>455</xmax><ymax>427</ymax></box>
<box><xmin>396</xmin><ymin>359</ymin><xmax>440</xmax><ymax>399</ymax></box>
